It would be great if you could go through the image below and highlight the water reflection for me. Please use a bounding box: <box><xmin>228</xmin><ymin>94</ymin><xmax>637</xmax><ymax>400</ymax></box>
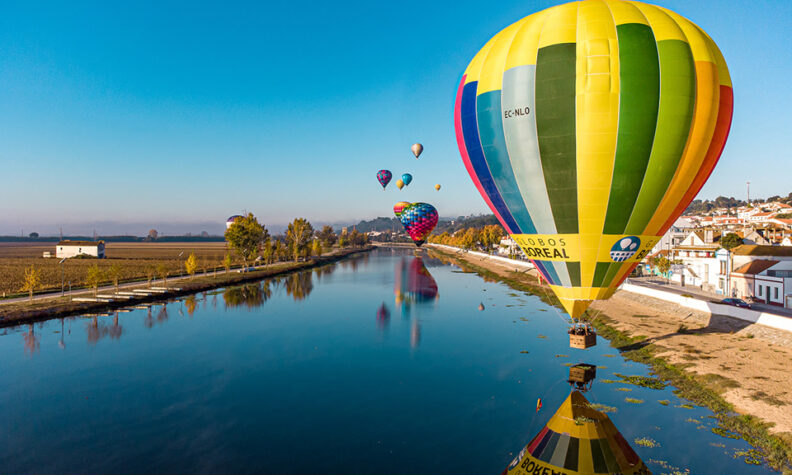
<box><xmin>376</xmin><ymin>302</ymin><xmax>390</xmax><ymax>330</ymax></box>
<box><xmin>394</xmin><ymin>257</ymin><xmax>439</xmax><ymax>309</ymax></box>
<box><xmin>284</xmin><ymin>272</ymin><xmax>313</xmax><ymax>301</ymax></box>
<box><xmin>504</xmin><ymin>390</ymin><xmax>649</xmax><ymax>475</ymax></box>
<box><xmin>86</xmin><ymin>313</ymin><xmax>124</xmax><ymax>345</ymax></box>
<box><xmin>23</xmin><ymin>324</ymin><xmax>40</xmax><ymax>355</ymax></box>
<box><xmin>144</xmin><ymin>304</ymin><xmax>169</xmax><ymax>329</ymax></box>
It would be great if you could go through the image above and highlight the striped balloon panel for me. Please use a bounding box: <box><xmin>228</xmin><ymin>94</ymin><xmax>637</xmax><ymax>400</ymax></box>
<box><xmin>506</xmin><ymin>391</ymin><xmax>648</xmax><ymax>474</ymax></box>
<box><xmin>454</xmin><ymin>0</ymin><xmax>732</xmax><ymax>318</ymax></box>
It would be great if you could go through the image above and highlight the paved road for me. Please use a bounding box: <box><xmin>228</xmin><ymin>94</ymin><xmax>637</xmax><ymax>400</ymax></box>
<box><xmin>0</xmin><ymin>265</ymin><xmax>262</xmax><ymax>306</ymax></box>
<box><xmin>626</xmin><ymin>277</ymin><xmax>792</xmax><ymax>318</ymax></box>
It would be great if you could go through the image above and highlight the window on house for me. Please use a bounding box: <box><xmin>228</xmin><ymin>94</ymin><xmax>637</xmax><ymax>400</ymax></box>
<box><xmin>774</xmin><ymin>287</ymin><xmax>779</xmax><ymax>300</ymax></box>
<box><xmin>758</xmin><ymin>286</ymin><xmax>763</xmax><ymax>296</ymax></box>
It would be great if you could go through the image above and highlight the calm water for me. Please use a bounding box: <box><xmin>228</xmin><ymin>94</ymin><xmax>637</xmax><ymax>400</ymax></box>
<box><xmin>0</xmin><ymin>249</ymin><xmax>775</xmax><ymax>473</ymax></box>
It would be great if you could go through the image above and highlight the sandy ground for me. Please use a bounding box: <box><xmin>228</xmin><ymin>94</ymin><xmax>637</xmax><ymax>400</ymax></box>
<box><xmin>435</xmin><ymin>248</ymin><xmax>792</xmax><ymax>436</ymax></box>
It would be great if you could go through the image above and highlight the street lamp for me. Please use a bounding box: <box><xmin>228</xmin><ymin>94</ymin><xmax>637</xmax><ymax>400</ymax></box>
<box><xmin>59</xmin><ymin>257</ymin><xmax>67</xmax><ymax>297</ymax></box>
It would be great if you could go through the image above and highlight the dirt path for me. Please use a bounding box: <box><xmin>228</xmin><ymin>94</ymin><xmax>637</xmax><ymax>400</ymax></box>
<box><xmin>431</xmin><ymin>246</ymin><xmax>792</xmax><ymax>436</ymax></box>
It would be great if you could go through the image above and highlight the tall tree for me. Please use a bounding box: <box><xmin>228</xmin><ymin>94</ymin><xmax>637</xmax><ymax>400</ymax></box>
<box><xmin>286</xmin><ymin>218</ymin><xmax>315</xmax><ymax>261</ymax></box>
<box><xmin>311</xmin><ymin>239</ymin><xmax>323</xmax><ymax>257</ymax></box>
<box><xmin>720</xmin><ymin>232</ymin><xmax>744</xmax><ymax>250</ymax></box>
<box><xmin>107</xmin><ymin>263</ymin><xmax>123</xmax><ymax>293</ymax></box>
<box><xmin>223</xmin><ymin>253</ymin><xmax>233</xmax><ymax>274</ymax></box>
<box><xmin>86</xmin><ymin>264</ymin><xmax>105</xmax><ymax>296</ymax></box>
<box><xmin>317</xmin><ymin>225</ymin><xmax>337</xmax><ymax>248</ymax></box>
<box><xmin>224</xmin><ymin>213</ymin><xmax>269</xmax><ymax>268</ymax></box>
<box><xmin>20</xmin><ymin>265</ymin><xmax>41</xmax><ymax>302</ymax></box>
<box><xmin>185</xmin><ymin>252</ymin><xmax>198</xmax><ymax>277</ymax></box>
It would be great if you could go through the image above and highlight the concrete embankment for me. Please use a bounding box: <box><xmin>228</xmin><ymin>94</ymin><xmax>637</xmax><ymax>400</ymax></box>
<box><xmin>0</xmin><ymin>246</ymin><xmax>374</xmax><ymax>328</ymax></box>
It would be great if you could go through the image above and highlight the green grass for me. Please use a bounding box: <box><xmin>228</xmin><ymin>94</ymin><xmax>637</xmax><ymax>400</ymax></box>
<box><xmin>614</xmin><ymin>373</ymin><xmax>668</xmax><ymax>390</ymax></box>
<box><xmin>634</xmin><ymin>437</ymin><xmax>659</xmax><ymax>448</ymax></box>
<box><xmin>625</xmin><ymin>397</ymin><xmax>645</xmax><ymax>404</ymax></box>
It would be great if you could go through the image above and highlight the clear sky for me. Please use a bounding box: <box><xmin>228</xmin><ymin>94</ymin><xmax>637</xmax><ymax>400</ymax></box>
<box><xmin>1</xmin><ymin>0</ymin><xmax>790</xmax><ymax>235</ymax></box>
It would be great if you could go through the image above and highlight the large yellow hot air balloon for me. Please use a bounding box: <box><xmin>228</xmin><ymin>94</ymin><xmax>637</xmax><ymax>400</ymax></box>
<box><xmin>454</xmin><ymin>0</ymin><xmax>732</xmax><ymax>327</ymax></box>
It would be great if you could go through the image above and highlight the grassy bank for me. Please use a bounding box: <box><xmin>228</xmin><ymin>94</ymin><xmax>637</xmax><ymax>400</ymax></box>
<box><xmin>430</xmin><ymin>248</ymin><xmax>792</xmax><ymax>473</ymax></box>
<box><xmin>0</xmin><ymin>246</ymin><xmax>373</xmax><ymax>328</ymax></box>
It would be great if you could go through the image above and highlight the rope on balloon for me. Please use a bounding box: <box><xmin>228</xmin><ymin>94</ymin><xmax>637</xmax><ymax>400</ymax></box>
<box><xmin>536</xmin><ymin>272</ymin><xmax>574</xmax><ymax>328</ymax></box>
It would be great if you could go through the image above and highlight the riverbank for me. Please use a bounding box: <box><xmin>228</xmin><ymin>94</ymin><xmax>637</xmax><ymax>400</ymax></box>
<box><xmin>0</xmin><ymin>246</ymin><xmax>373</xmax><ymax>328</ymax></box>
<box><xmin>428</xmin><ymin>246</ymin><xmax>792</xmax><ymax>472</ymax></box>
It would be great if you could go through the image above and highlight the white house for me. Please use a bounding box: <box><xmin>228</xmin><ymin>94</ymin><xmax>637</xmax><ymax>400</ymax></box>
<box><xmin>56</xmin><ymin>240</ymin><xmax>105</xmax><ymax>258</ymax></box>
<box><xmin>753</xmin><ymin>261</ymin><xmax>792</xmax><ymax>308</ymax></box>
<box><xmin>650</xmin><ymin>217</ymin><xmax>696</xmax><ymax>255</ymax></box>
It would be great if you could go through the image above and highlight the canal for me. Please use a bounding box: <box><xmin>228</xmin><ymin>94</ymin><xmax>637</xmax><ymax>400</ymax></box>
<box><xmin>0</xmin><ymin>248</ymin><xmax>773</xmax><ymax>473</ymax></box>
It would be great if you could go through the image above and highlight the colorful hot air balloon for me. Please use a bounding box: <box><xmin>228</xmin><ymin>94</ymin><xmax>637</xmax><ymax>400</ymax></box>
<box><xmin>454</xmin><ymin>0</ymin><xmax>732</xmax><ymax>322</ymax></box>
<box><xmin>376</xmin><ymin>169</ymin><xmax>392</xmax><ymax>189</ymax></box>
<box><xmin>400</xmin><ymin>202</ymin><xmax>438</xmax><ymax>247</ymax></box>
<box><xmin>434</xmin><ymin>184</ymin><xmax>441</xmax><ymax>191</ymax></box>
<box><xmin>393</xmin><ymin>201</ymin><xmax>411</xmax><ymax>218</ymax></box>
<box><xmin>396</xmin><ymin>179</ymin><xmax>405</xmax><ymax>190</ymax></box>
<box><xmin>401</xmin><ymin>173</ymin><xmax>413</xmax><ymax>187</ymax></box>
<box><xmin>505</xmin><ymin>391</ymin><xmax>648</xmax><ymax>474</ymax></box>
<box><xmin>411</xmin><ymin>143</ymin><xmax>423</xmax><ymax>158</ymax></box>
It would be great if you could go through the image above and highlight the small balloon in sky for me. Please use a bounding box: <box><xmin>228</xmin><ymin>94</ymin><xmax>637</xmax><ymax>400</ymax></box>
<box><xmin>376</xmin><ymin>170</ymin><xmax>392</xmax><ymax>190</ymax></box>
<box><xmin>396</xmin><ymin>179</ymin><xmax>405</xmax><ymax>190</ymax></box>
<box><xmin>411</xmin><ymin>143</ymin><xmax>423</xmax><ymax>158</ymax></box>
<box><xmin>434</xmin><ymin>184</ymin><xmax>441</xmax><ymax>191</ymax></box>
<box><xmin>401</xmin><ymin>173</ymin><xmax>413</xmax><ymax>187</ymax></box>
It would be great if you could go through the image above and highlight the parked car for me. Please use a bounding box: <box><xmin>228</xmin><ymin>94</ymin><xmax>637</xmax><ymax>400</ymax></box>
<box><xmin>720</xmin><ymin>298</ymin><xmax>752</xmax><ymax>309</ymax></box>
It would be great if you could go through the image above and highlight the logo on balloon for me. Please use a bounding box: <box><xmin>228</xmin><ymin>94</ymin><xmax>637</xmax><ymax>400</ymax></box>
<box><xmin>609</xmin><ymin>236</ymin><xmax>641</xmax><ymax>262</ymax></box>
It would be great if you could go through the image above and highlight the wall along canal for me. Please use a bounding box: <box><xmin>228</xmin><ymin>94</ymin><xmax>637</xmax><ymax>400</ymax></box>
<box><xmin>0</xmin><ymin>248</ymin><xmax>775</xmax><ymax>473</ymax></box>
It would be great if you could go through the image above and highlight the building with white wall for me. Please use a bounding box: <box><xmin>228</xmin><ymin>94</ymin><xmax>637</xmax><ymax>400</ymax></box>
<box><xmin>56</xmin><ymin>240</ymin><xmax>105</xmax><ymax>258</ymax></box>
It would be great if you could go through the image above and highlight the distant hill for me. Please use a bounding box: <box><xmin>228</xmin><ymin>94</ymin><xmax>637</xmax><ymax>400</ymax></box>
<box><xmin>346</xmin><ymin>214</ymin><xmax>501</xmax><ymax>234</ymax></box>
<box><xmin>0</xmin><ymin>235</ymin><xmax>225</xmax><ymax>243</ymax></box>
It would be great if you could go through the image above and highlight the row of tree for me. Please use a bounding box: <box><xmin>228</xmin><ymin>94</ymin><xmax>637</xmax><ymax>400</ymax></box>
<box><xmin>224</xmin><ymin>214</ymin><xmax>369</xmax><ymax>268</ymax></box>
<box><xmin>427</xmin><ymin>225</ymin><xmax>505</xmax><ymax>252</ymax></box>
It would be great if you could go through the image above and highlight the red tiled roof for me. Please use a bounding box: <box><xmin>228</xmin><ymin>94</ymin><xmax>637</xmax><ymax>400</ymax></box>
<box><xmin>733</xmin><ymin>259</ymin><xmax>780</xmax><ymax>275</ymax></box>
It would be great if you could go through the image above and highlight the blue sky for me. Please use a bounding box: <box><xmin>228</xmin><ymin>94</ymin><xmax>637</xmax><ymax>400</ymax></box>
<box><xmin>1</xmin><ymin>0</ymin><xmax>790</xmax><ymax>235</ymax></box>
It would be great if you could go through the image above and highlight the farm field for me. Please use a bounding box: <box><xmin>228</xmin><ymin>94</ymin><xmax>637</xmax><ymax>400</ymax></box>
<box><xmin>0</xmin><ymin>242</ymin><xmax>234</xmax><ymax>296</ymax></box>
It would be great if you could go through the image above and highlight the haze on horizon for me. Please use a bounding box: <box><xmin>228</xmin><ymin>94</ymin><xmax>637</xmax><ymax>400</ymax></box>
<box><xmin>2</xmin><ymin>0</ymin><xmax>790</xmax><ymax>236</ymax></box>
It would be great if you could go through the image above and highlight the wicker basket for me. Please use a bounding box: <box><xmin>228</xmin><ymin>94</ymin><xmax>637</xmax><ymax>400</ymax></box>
<box><xmin>568</xmin><ymin>363</ymin><xmax>597</xmax><ymax>384</ymax></box>
<box><xmin>569</xmin><ymin>332</ymin><xmax>597</xmax><ymax>349</ymax></box>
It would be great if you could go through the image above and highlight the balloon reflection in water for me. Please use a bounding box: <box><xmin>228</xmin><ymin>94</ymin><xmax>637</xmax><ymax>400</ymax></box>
<box><xmin>394</xmin><ymin>257</ymin><xmax>439</xmax><ymax>307</ymax></box>
<box><xmin>504</xmin><ymin>391</ymin><xmax>648</xmax><ymax>475</ymax></box>
<box><xmin>376</xmin><ymin>302</ymin><xmax>390</xmax><ymax>330</ymax></box>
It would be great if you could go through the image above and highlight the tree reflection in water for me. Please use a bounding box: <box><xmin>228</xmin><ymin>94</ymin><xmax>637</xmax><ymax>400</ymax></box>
<box><xmin>313</xmin><ymin>264</ymin><xmax>336</xmax><ymax>281</ymax></box>
<box><xmin>86</xmin><ymin>313</ymin><xmax>124</xmax><ymax>344</ymax></box>
<box><xmin>144</xmin><ymin>304</ymin><xmax>169</xmax><ymax>329</ymax></box>
<box><xmin>223</xmin><ymin>283</ymin><xmax>267</xmax><ymax>309</ymax></box>
<box><xmin>184</xmin><ymin>295</ymin><xmax>198</xmax><ymax>317</ymax></box>
<box><xmin>284</xmin><ymin>272</ymin><xmax>313</xmax><ymax>301</ymax></box>
<box><xmin>23</xmin><ymin>324</ymin><xmax>40</xmax><ymax>355</ymax></box>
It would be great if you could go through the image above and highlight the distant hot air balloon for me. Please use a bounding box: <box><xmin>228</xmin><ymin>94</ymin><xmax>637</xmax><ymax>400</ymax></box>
<box><xmin>396</xmin><ymin>179</ymin><xmax>405</xmax><ymax>190</ymax></box>
<box><xmin>434</xmin><ymin>184</ymin><xmax>441</xmax><ymax>191</ymax></box>
<box><xmin>411</xmin><ymin>143</ymin><xmax>423</xmax><ymax>158</ymax></box>
<box><xmin>399</xmin><ymin>202</ymin><xmax>438</xmax><ymax>247</ymax></box>
<box><xmin>401</xmin><ymin>173</ymin><xmax>413</xmax><ymax>187</ymax></box>
<box><xmin>393</xmin><ymin>201</ymin><xmax>410</xmax><ymax>218</ymax></box>
<box><xmin>376</xmin><ymin>170</ymin><xmax>392</xmax><ymax>190</ymax></box>
<box><xmin>455</xmin><ymin>0</ymin><xmax>732</xmax><ymax>337</ymax></box>
<box><xmin>226</xmin><ymin>215</ymin><xmax>243</xmax><ymax>230</ymax></box>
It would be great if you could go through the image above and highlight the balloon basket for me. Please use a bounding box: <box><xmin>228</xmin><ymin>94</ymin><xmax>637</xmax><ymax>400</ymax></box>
<box><xmin>567</xmin><ymin>363</ymin><xmax>597</xmax><ymax>392</ymax></box>
<box><xmin>568</xmin><ymin>325</ymin><xmax>597</xmax><ymax>349</ymax></box>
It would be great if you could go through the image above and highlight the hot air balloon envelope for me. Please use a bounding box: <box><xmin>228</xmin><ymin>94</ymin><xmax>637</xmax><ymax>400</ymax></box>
<box><xmin>505</xmin><ymin>391</ymin><xmax>648</xmax><ymax>474</ymax></box>
<box><xmin>454</xmin><ymin>0</ymin><xmax>733</xmax><ymax>319</ymax></box>
<box><xmin>393</xmin><ymin>201</ymin><xmax>411</xmax><ymax>218</ymax></box>
<box><xmin>376</xmin><ymin>170</ymin><xmax>392</xmax><ymax>189</ymax></box>
<box><xmin>401</xmin><ymin>173</ymin><xmax>413</xmax><ymax>187</ymax></box>
<box><xmin>411</xmin><ymin>143</ymin><xmax>423</xmax><ymax>158</ymax></box>
<box><xmin>396</xmin><ymin>179</ymin><xmax>405</xmax><ymax>190</ymax></box>
<box><xmin>400</xmin><ymin>202</ymin><xmax>438</xmax><ymax>247</ymax></box>
<box><xmin>435</xmin><ymin>184</ymin><xmax>441</xmax><ymax>191</ymax></box>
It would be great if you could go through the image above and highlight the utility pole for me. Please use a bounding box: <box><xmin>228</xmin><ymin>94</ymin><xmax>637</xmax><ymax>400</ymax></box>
<box><xmin>746</xmin><ymin>181</ymin><xmax>751</xmax><ymax>204</ymax></box>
